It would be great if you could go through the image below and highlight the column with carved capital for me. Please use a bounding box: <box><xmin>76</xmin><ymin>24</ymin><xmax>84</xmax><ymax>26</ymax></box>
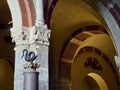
<box><xmin>10</xmin><ymin>0</ymin><xmax>50</xmax><ymax>89</ymax></box>
<box><xmin>10</xmin><ymin>27</ymin><xmax>30</xmax><ymax>90</ymax></box>
<box><xmin>34</xmin><ymin>23</ymin><xmax>51</xmax><ymax>90</ymax></box>
<box><xmin>11</xmin><ymin>24</ymin><xmax>50</xmax><ymax>90</ymax></box>
<box><xmin>33</xmin><ymin>0</ymin><xmax>51</xmax><ymax>89</ymax></box>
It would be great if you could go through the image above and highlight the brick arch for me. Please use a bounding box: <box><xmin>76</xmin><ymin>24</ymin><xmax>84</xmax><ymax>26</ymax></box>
<box><xmin>7</xmin><ymin>0</ymin><xmax>36</xmax><ymax>31</ymax></box>
<box><xmin>83</xmin><ymin>0</ymin><xmax>120</xmax><ymax>57</ymax></box>
<box><xmin>49</xmin><ymin>0</ymin><xmax>120</xmax><ymax>58</ymax></box>
<box><xmin>49</xmin><ymin>0</ymin><xmax>120</xmax><ymax>56</ymax></box>
<box><xmin>59</xmin><ymin>25</ymin><xmax>107</xmax><ymax>78</ymax></box>
<box><xmin>82</xmin><ymin>46</ymin><xmax>119</xmax><ymax>86</ymax></box>
<box><xmin>60</xmin><ymin>45</ymin><xmax>120</xmax><ymax>86</ymax></box>
<box><xmin>18</xmin><ymin>0</ymin><xmax>36</xmax><ymax>27</ymax></box>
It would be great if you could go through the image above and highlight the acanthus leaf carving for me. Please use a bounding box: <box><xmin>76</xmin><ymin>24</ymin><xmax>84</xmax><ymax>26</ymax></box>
<box><xmin>10</xmin><ymin>27</ymin><xmax>29</xmax><ymax>45</ymax></box>
<box><xmin>10</xmin><ymin>23</ymin><xmax>51</xmax><ymax>46</ymax></box>
<box><xmin>34</xmin><ymin>22</ymin><xmax>51</xmax><ymax>45</ymax></box>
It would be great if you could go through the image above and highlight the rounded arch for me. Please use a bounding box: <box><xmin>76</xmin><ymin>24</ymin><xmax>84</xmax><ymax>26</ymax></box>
<box><xmin>6</xmin><ymin>0</ymin><xmax>37</xmax><ymax>89</ymax></box>
<box><xmin>59</xmin><ymin>25</ymin><xmax>119</xmax><ymax>89</ymax></box>
<box><xmin>70</xmin><ymin>46</ymin><xmax>118</xmax><ymax>90</ymax></box>
<box><xmin>50</xmin><ymin>0</ymin><xmax>120</xmax><ymax>53</ymax></box>
<box><xmin>7</xmin><ymin>0</ymin><xmax>36</xmax><ymax>29</ymax></box>
<box><xmin>7</xmin><ymin>0</ymin><xmax>22</xmax><ymax>31</ymax></box>
<box><xmin>60</xmin><ymin>25</ymin><xmax>114</xmax><ymax>78</ymax></box>
<box><xmin>83</xmin><ymin>0</ymin><xmax>120</xmax><ymax>56</ymax></box>
<box><xmin>50</xmin><ymin>0</ymin><xmax>120</xmax><ymax>56</ymax></box>
<box><xmin>50</xmin><ymin>0</ymin><xmax>113</xmax><ymax>79</ymax></box>
<box><xmin>87</xmin><ymin>73</ymin><xmax>108</xmax><ymax>90</ymax></box>
<box><xmin>49</xmin><ymin>0</ymin><xmax>120</xmax><ymax>89</ymax></box>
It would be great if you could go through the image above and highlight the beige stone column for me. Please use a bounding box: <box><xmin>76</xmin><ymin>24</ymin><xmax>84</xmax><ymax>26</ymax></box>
<box><xmin>10</xmin><ymin>27</ymin><xmax>30</xmax><ymax>90</ymax></box>
<box><xmin>8</xmin><ymin>0</ymin><xmax>51</xmax><ymax>89</ymax></box>
<box><xmin>33</xmin><ymin>0</ymin><xmax>51</xmax><ymax>89</ymax></box>
<box><xmin>29</xmin><ymin>23</ymin><xmax>51</xmax><ymax>90</ymax></box>
<box><xmin>11</xmin><ymin>24</ymin><xmax>50</xmax><ymax>90</ymax></box>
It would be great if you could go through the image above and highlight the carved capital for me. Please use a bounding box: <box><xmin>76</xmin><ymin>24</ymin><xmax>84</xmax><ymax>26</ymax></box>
<box><xmin>10</xmin><ymin>23</ymin><xmax>51</xmax><ymax>46</ymax></box>
<box><xmin>10</xmin><ymin>27</ymin><xmax>29</xmax><ymax>45</ymax></box>
<box><xmin>34</xmin><ymin>22</ymin><xmax>51</xmax><ymax>45</ymax></box>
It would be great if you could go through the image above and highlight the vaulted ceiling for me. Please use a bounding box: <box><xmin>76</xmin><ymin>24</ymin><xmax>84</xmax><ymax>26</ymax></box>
<box><xmin>50</xmin><ymin>0</ymin><xmax>119</xmax><ymax>89</ymax></box>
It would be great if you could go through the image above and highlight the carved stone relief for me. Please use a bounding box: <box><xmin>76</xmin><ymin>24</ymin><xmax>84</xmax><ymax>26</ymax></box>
<box><xmin>10</xmin><ymin>24</ymin><xmax>51</xmax><ymax>46</ymax></box>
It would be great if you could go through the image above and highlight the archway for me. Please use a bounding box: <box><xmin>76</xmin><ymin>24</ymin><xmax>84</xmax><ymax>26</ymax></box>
<box><xmin>50</xmin><ymin>0</ymin><xmax>120</xmax><ymax>89</ymax></box>
<box><xmin>83</xmin><ymin>73</ymin><xmax>108</xmax><ymax>90</ymax></box>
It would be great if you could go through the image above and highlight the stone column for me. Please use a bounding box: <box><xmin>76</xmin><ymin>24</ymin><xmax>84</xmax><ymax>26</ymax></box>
<box><xmin>33</xmin><ymin>0</ymin><xmax>45</xmax><ymax>25</ymax></box>
<box><xmin>32</xmin><ymin>0</ymin><xmax>51</xmax><ymax>89</ymax></box>
<box><xmin>11</xmin><ymin>24</ymin><xmax>50</xmax><ymax>90</ymax></box>
<box><xmin>10</xmin><ymin>27</ymin><xmax>30</xmax><ymax>90</ymax></box>
<box><xmin>10</xmin><ymin>0</ymin><xmax>50</xmax><ymax>89</ymax></box>
<box><xmin>31</xmin><ymin>23</ymin><xmax>50</xmax><ymax>90</ymax></box>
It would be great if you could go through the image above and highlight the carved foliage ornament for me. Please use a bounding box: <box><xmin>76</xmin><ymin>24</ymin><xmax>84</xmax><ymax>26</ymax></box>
<box><xmin>10</xmin><ymin>28</ymin><xmax>29</xmax><ymax>45</ymax></box>
<box><xmin>30</xmin><ymin>22</ymin><xmax>51</xmax><ymax>45</ymax></box>
<box><xmin>10</xmin><ymin>23</ymin><xmax>51</xmax><ymax>46</ymax></box>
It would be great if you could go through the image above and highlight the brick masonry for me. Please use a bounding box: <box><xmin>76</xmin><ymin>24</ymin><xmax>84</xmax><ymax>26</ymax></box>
<box><xmin>60</xmin><ymin>25</ymin><xmax>106</xmax><ymax>78</ymax></box>
<box><xmin>59</xmin><ymin>25</ymin><xmax>119</xmax><ymax>86</ymax></box>
<box><xmin>18</xmin><ymin>0</ymin><xmax>36</xmax><ymax>27</ymax></box>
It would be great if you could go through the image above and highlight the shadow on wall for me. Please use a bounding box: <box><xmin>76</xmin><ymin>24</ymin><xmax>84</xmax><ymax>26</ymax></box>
<box><xmin>0</xmin><ymin>59</ymin><xmax>14</xmax><ymax>90</ymax></box>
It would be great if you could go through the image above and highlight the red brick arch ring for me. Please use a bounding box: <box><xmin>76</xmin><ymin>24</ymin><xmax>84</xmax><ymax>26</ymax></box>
<box><xmin>59</xmin><ymin>25</ymin><xmax>120</xmax><ymax>86</ymax></box>
<box><xmin>49</xmin><ymin>0</ymin><xmax>120</xmax><ymax>56</ymax></box>
<box><xmin>7</xmin><ymin>0</ymin><xmax>36</xmax><ymax>29</ymax></box>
